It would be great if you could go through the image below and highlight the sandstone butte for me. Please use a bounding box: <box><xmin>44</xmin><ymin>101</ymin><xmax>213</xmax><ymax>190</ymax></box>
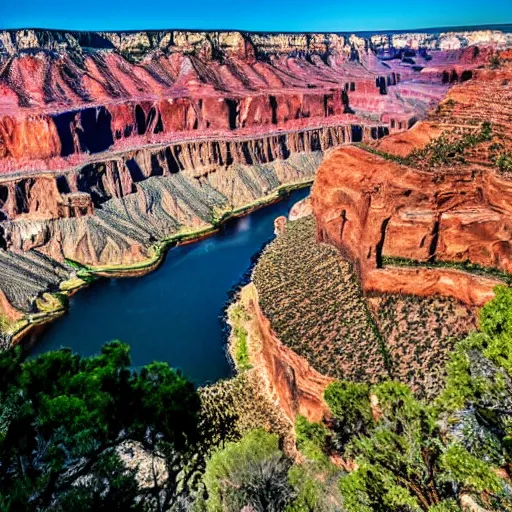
<box><xmin>0</xmin><ymin>28</ymin><xmax>511</xmax><ymax>347</ymax></box>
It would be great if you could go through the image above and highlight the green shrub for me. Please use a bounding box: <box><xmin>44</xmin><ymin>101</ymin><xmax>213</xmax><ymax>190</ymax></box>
<box><xmin>203</xmin><ymin>429</ymin><xmax>294</xmax><ymax>512</ymax></box>
<box><xmin>324</xmin><ymin>381</ymin><xmax>374</xmax><ymax>450</ymax></box>
<box><xmin>496</xmin><ymin>152</ymin><xmax>512</xmax><ymax>173</ymax></box>
<box><xmin>295</xmin><ymin>415</ymin><xmax>329</xmax><ymax>451</ymax></box>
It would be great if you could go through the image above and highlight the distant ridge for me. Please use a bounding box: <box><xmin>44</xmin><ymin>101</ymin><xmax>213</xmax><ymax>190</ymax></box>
<box><xmin>2</xmin><ymin>23</ymin><xmax>512</xmax><ymax>35</ymax></box>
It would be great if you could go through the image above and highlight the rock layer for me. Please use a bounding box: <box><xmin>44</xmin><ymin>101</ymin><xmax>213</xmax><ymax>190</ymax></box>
<box><xmin>1</xmin><ymin>27</ymin><xmax>494</xmax><ymax>175</ymax></box>
<box><xmin>0</xmin><ymin>27</ymin><xmax>510</xmax><ymax>342</ymax></box>
<box><xmin>312</xmin><ymin>57</ymin><xmax>512</xmax><ymax>306</ymax></box>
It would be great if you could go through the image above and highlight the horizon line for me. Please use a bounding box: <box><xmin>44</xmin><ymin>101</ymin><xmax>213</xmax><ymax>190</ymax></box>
<box><xmin>2</xmin><ymin>21</ymin><xmax>512</xmax><ymax>35</ymax></box>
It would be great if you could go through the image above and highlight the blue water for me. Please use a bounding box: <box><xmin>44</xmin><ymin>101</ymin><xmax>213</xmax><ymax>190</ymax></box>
<box><xmin>31</xmin><ymin>187</ymin><xmax>310</xmax><ymax>385</ymax></box>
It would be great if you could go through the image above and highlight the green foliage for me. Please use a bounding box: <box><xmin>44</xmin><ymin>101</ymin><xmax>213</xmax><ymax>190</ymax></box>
<box><xmin>295</xmin><ymin>416</ymin><xmax>335</xmax><ymax>476</ymax></box>
<box><xmin>440</xmin><ymin>444</ymin><xmax>502</xmax><ymax>494</ymax></box>
<box><xmin>295</xmin><ymin>415</ymin><xmax>329</xmax><ymax>451</ymax></box>
<box><xmin>202</xmin><ymin>424</ymin><xmax>343</xmax><ymax>512</ymax></box>
<box><xmin>198</xmin><ymin>373</ymin><xmax>291</xmax><ymax>453</ymax></box>
<box><xmin>229</xmin><ymin>305</ymin><xmax>252</xmax><ymax>371</ymax></box>
<box><xmin>0</xmin><ymin>341</ymin><xmax>201</xmax><ymax>511</ymax></box>
<box><xmin>362</xmin><ymin>122</ymin><xmax>493</xmax><ymax>170</ymax></box>
<box><xmin>438</xmin><ymin>285</ymin><xmax>512</xmax><ymax>480</ymax></box>
<box><xmin>427</xmin><ymin>499</ymin><xmax>462</xmax><ymax>511</ymax></box>
<box><xmin>407</xmin><ymin>122</ymin><xmax>492</xmax><ymax>168</ymax></box>
<box><xmin>325</xmin><ymin>378</ymin><xmax>510</xmax><ymax>512</ymax></box>
<box><xmin>340</xmin><ymin>382</ymin><xmax>445</xmax><ymax>512</ymax></box>
<box><xmin>324</xmin><ymin>381</ymin><xmax>374</xmax><ymax>450</ymax></box>
<box><xmin>203</xmin><ymin>429</ymin><xmax>294</xmax><ymax>512</ymax></box>
<box><xmin>291</xmin><ymin>418</ymin><xmax>343</xmax><ymax>512</ymax></box>
<box><xmin>437</xmin><ymin>332</ymin><xmax>486</xmax><ymax>411</ymax></box>
<box><xmin>480</xmin><ymin>285</ymin><xmax>512</xmax><ymax>339</ymax></box>
<box><xmin>234</xmin><ymin>326</ymin><xmax>250</xmax><ymax>370</ymax></box>
<box><xmin>287</xmin><ymin>465</ymin><xmax>327</xmax><ymax>512</ymax></box>
<box><xmin>440</xmin><ymin>285</ymin><xmax>512</xmax><ymax>406</ymax></box>
<box><xmin>496</xmin><ymin>152</ymin><xmax>512</xmax><ymax>174</ymax></box>
<box><xmin>287</xmin><ymin>463</ymin><xmax>341</xmax><ymax>512</ymax></box>
<box><xmin>339</xmin><ymin>463</ymin><xmax>422</xmax><ymax>512</ymax></box>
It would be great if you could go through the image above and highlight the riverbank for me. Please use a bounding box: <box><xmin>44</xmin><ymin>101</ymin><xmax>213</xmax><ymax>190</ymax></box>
<box><xmin>15</xmin><ymin>181</ymin><xmax>312</xmax><ymax>362</ymax></box>
<box><xmin>68</xmin><ymin>179</ymin><xmax>313</xmax><ymax>278</ymax></box>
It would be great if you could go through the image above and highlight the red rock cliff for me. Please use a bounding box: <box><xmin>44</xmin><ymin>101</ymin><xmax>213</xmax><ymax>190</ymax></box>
<box><xmin>241</xmin><ymin>283</ymin><xmax>332</xmax><ymax>424</ymax></box>
<box><xmin>311</xmin><ymin>145</ymin><xmax>511</xmax><ymax>306</ymax></box>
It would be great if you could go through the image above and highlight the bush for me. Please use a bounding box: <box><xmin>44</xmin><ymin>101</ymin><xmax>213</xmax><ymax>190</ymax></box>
<box><xmin>203</xmin><ymin>429</ymin><xmax>294</xmax><ymax>512</ymax></box>
<box><xmin>295</xmin><ymin>415</ymin><xmax>329</xmax><ymax>451</ymax></box>
<box><xmin>490</xmin><ymin>54</ymin><xmax>502</xmax><ymax>69</ymax></box>
<box><xmin>496</xmin><ymin>152</ymin><xmax>512</xmax><ymax>174</ymax></box>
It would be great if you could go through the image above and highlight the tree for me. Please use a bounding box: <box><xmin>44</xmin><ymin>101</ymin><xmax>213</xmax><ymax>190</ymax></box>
<box><xmin>339</xmin><ymin>382</ymin><xmax>448</xmax><ymax>511</ymax></box>
<box><xmin>203</xmin><ymin>429</ymin><xmax>294</xmax><ymax>512</ymax></box>
<box><xmin>439</xmin><ymin>285</ymin><xmax>512</xmax><ymax>468</ymax></box>
<box><xmin>328</xmin><ymin>381</ymin><xmax>509</xmax><ymax>511</ymax></box>
<box><xmin>324</xmin><ymin>381</ymin><xmax>374</xmax><ymax>451</ymax></box>
<box><xmin>0</xmin><ymin>341</ymin><xmax>201</xmax><ymax>511</ymax></box>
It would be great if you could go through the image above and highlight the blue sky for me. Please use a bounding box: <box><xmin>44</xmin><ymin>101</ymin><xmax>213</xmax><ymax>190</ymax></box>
<box><xmin>1</xmin><ymin>0</ymin><xmax>511</xmax><ymax>32</ymax></box>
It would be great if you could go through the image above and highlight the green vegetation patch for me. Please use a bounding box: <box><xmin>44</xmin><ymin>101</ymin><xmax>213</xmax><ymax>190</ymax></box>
<box><xmin>253</xmin><ymin>216</ymin><xmax>389</xmax><ymax>382</ymax></box>
<box><xmin>0</xmin><ymin>341</ymin><xmax>202</xmax><ymax>510</ymax></box>
<box><xmin>201</xmin><ymin>427</ymin><xmax>342</xmax><ymax>512</ymax></box>
<box><xmin>228</xmin><ymin>304</ymin><xmax>252</xmax><ymax>371</ymax></box>
<box><xmin>495</xmin><ymin>151</ymin><xmax>512</xmax><ymax>175</ymax></box>
<box><xmin>2</xmin><ymin>281</ymin><xmax>512</xmax><ymax>511</ymax></box>
<box><xmin>309</xmin><ymin>286</ymin><xmax>512</xmax><ymax>512</ymax></box>
<box><xmin>361</xmin><ymin>121</ymin><xmax>494</xmax><ymax>171</ymax></box>
<box><xmin>199</xmin><ymin>371</ymin><xmax>291</xmax><ymax>450</ymax></box>
<box><xmin>382</xmin><ymin>255</ymin><xmax>512</xmax><ymax>284</ymax></box>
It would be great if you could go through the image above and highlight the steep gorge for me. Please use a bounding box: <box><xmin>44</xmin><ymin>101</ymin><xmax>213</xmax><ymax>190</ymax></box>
<box><xmin>0</xmin><ymin>27</ymin><xmax>509</xmax><ymax>345</ymax></box>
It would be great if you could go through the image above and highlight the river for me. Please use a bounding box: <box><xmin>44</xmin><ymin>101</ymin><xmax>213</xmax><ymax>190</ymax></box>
<box><xmin>31</xmin><ymin>187</ymin><xmax>310</xmax><ymax>384</ymax></box>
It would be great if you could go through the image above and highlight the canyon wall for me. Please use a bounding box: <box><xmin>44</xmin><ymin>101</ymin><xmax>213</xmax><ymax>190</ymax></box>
<box><xmin>312</xmin><ymin>146</ymin><xmax>512</xmax><ymax>306</ymax></box>
<box><xmin>241</xmin><ymin>282</ymin><xmax>332</xmax><ymax>424</ymax></box>
<box><xmin>0</xmin><ymin>27</ymin><xmax>496</xmax><ymax>175</ymax></box>
<box><xmin>312</xmin><ymin>55</ymin><xmax>512</xmax><ymax>306</ymax></box>
<box><xmin>0</xmin><ymin>27</ymin><xmax>510</xmax><ymax>343</ymax></box>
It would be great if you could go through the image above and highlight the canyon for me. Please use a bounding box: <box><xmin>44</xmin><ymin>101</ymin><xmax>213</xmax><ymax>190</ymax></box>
<box><xmin>0</xmin><ymin>26</ymin><xmax>510</xmax><ymax>349</ymax></box>
<box><xmin>2</xmin><ymin>21</ymin><xmax>512</xmax><ymax>512</ymax></box>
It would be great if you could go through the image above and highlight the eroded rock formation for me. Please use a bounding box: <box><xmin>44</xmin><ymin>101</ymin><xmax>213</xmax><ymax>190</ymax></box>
<box><xmin>0</xmin><ymin>27</ymin><xmax>510</xmax><ymax>344</ymax></box>
<box><xmin>237</xmin><ymin>282</ymin><xmax>333</xmax><ymax>424</ymax></box>
<box><xmin>312</xmin><ymin>55</ymin><xmax>512</xmax><ymax>307</ymax></box>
